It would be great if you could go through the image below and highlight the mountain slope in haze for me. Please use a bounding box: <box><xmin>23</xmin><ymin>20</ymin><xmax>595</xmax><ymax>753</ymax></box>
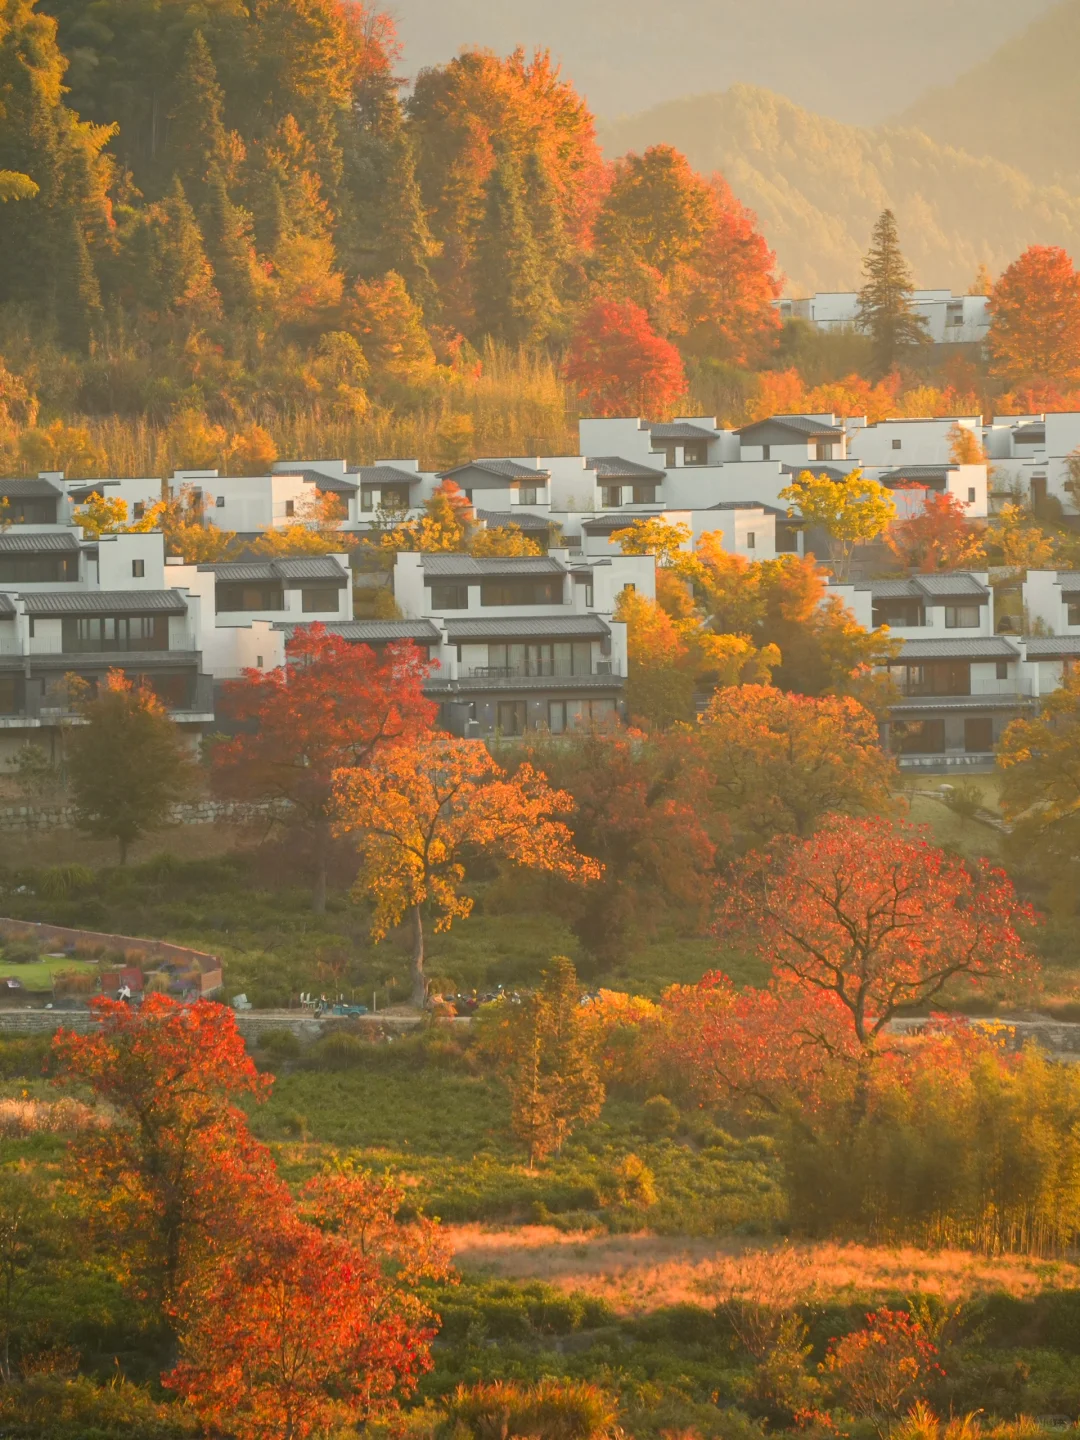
<box><xmin>600</xmin><ymin>86</ymin><xmax>1080</xmax><ymax>294</ymax></box>
<box><xmin>899</xmin><ymin>0</ymin><xmax>1080</xmax><ymax>190</ymax></box>
<box><xmin>391</xmin><ymin>0</ymin><xmax>1054</xmax><ymax>126</ymax></box>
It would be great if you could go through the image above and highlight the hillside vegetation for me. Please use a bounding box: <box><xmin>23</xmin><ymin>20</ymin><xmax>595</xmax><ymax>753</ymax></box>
<box><xmin>601</xmin><ymin>84</ymin><xmax>1080</xmax><ymax>293</ymax></box>
<box><xmin>900</xmin><ymin>0</ymin><xmax>1080</xmax><ymax>190</ymax></box>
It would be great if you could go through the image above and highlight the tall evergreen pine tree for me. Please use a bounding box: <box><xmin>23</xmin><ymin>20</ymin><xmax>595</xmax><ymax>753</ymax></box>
<box><xmin>162</xmin><ymin>31</ymin><xmax>231</xmax><ymax>205</ymax></box>
<box><xmin>55</xmin><ymin>213</ymin><xmax>103</xmax><ymax>351</ymax></box>
<box><xmin>855</xmin><ymin>209</ymin><xmax>929</xmax><ymax>377</ymax></box>
<box><xmin>472</xmin><ymin>148</ymin><xmax>555</xmax><ymax>345</ymax></box>
<box><xmin>201</xmin><ymin>172</ymin><xmax>261</xmax><ymax>314</ymax></box>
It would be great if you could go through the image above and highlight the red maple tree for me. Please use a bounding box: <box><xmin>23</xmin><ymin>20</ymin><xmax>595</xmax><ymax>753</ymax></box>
<box><xmin>565</xmin><ymin>298</ymin><xmax>687</xmax><ymax>416</ymax></box>
<box><xmin>989</xmin><ymin>244</ymin><xmax>1080</xmax><ymax>384</ymax></box>
<box><xmin>167</xmin><ymin>1215</ymin><xmax>437</xmax><ymax>1440</ymax></box>
<box><xmin>213</xmin><ymin>624</ymin><xmax>435</xmax><ymax>910</ymax></box>
<box><xmin>719</xmin><ymin>815</ymin><xmax>1037</xmax><ymax>1048</ymax></box>
<box><xmin>51</xmin><ymin>996</ymin><xmax>285</xmax><ymax>1319</ymax></box>
<box><xmin>885</xmin><ymin>491</ymin><xmax>986</xmax><ymax>572</ymax></box>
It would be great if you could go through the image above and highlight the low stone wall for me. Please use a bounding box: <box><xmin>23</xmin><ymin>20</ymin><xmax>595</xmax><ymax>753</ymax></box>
<box><xmin>0</xmin><ymin>1008</ymin><xmax>463</xmax><ymax>1040</ymax></box>
<box><xmin>0</xmin><ymin>917</ymin><xmax>221</xmax><ymax>993</ymax></box>
<box><xmin>0</xmin><ymin>798</ymin><xmax>278</xmax><ymax>833</ymax></box>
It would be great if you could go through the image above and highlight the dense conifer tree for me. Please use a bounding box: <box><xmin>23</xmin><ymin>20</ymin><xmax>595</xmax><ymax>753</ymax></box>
<box><xmin>472</xmin><ymin>148</ymin><xmax>554</xmax><ymax>345</ymax></box>
<box><xmin>855</xmin><ymin>209</ymin><xmax>929</xmax><ymax>377</ymax></box>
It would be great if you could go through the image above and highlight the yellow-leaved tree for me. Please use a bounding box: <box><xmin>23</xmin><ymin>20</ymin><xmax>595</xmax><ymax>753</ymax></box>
<box><xmin>333</xmin><ymin>736</ymin><xmax>601</xmax><ymax>1006</ymax></box>
<box><xmin>779</xmin><ymin>468</ymin><xmax>896</xmax><ymax>581</ymax></box>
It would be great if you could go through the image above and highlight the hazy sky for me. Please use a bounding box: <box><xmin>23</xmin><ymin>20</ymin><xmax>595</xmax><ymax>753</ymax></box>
<box><xmin>389</xmin><ymin>0</ymin><xmax>1059</xmax><ymax>124</ymax></box>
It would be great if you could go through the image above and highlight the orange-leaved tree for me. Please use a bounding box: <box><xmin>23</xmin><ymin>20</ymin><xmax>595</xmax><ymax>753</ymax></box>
<box><xmin>166</xmin><ymin>1206</ymin><xmax>439</xmax><ymax>1440</ymax></box>
<box><xmin>334</xmin><ymin>735</ymin><xmax>601</xmax><ymax>1006</ymax></box>
<box><xmin>885</xmin><ymin>491</ymin><xmax>986</xmax><ymax>572</ymax></box>
<box><xmin>565</xmin><ymin>299</ymin><xmax>686</xmax><ymax>417</ymax></box>
<box><xmin>51</xmin><ymin>996</ymin><xmax>283</xmax><ymax>1326</ymax></box>
<box><xmin>698</xmin><ymin>685</ymin><xmax>897</xmax><ymax>848</ymax></box>
<box><xmin>988</xmin><ymin>244</ymin><xmax>1080</xmax><ymax>385</ymax></box>
<box><xmin>213</xmin><ymin>625</ymin><xmax>435</xmax><ymax>911</ymax></box>
<box><xmin>719</xmin><ymin>814</ymin><xmax>1038</xmax><ymax>1051</ymax></box>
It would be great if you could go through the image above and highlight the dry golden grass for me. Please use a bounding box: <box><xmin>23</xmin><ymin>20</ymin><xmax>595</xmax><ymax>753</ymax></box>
<box><xmin>0</xmin><ymin>1097</ymin><xmax>105</xmax><ymax>1135</ymax></box>
<box><xmin>446</xmin><ymin>1225</ymin><xmax>1080</xmax><ymax>1314</ymax></box>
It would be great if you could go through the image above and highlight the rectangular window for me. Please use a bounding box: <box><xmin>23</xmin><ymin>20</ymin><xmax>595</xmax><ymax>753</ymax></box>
<box><xmin>600</xmin><ymin>485</ymin><xmax>622</xmax><ymax>508</ymax></box>
<box><xmin>301</xmin><ymin>587</ymin><xmax>340</xmax><ymax>613</ymax></box>
<box><xmin>746</xmin><ymin>532</ymin><xmax>756</xmax><ymax>550</ymax></box>
<box><xmin>0</xmin><ymin>677</ymin><xmax>17</xmax><ymax>714</ymax></box>
<box><xmin>574</xmin><ymin>575</ymin><xmax>594</xmax><ymax>607</ymax></box>
<box><xmin>631</xmin><ymin>485</ymin><xmax>656</xmax><ymax>504</ymax></box>
<box><xmin>132</xmin><ymin>559</ymin><xmax>145</xmax><ymax>578</ymax></box>
<box><xmin>516</xmin><ymin>485</ymin><xmax>538</xmax><ymax>506</ymax></box>
<box><xmin>762</xmin><ymin>445</ymin><xmax>771</xmax><ymax>461</ymax></box>
<box><xmin>284</xmin><ymin>500</ymin><xmax>295</xmax><ymax>517</ymax></box>
<box><xmin>965</xmin><ymin>717</ymin><xmax>994</xmax><ymax>753</ymax></box>
<box><xmin>996</xmin><ymin>660</ymin><xmax>1009</xmax><ymax>680</ymax></box>
<box><xmin>496</xmin><ymin>700</ymin><xmax>526</xmax><ymax>737</ymax></box>
<box><xmin>485</xmin><ymin>642</ymin><xmax>592</xmax><ymax>678</ymax></box>
<box><xmin>132</xmin><ymin>502</ymin><xmax>146</xmax><ymax>520</ymax></box>
<box><xmin>0</xmin><ymin>555</ymin><xmax>77</xmax><ymax>583</ymax></box>
<box><xmin>682</xmin><ymin>442</ymin><xmax>707</xmax><ymax>466</ymax></box>
<box><xmin>1068</xmin><ymin>601</ymin><xmax>1080</xmax><ymax>626</ymax></box>
<box><xmin>872</xmin><ymin>601</ymin><xmax>924</xmax><ymax>629</ymax></box>
<box><xmin>216</xmin><ymin>584</ymin><xmax>285</xmax><ymax>613</ymax></box>
<box><xmin>892</xmin><ymin>438</ymin><xmax>902</xmax><ymax>450</ymax></box>
<box><xmin>428</xmin><ymin>583</ymin><xmax>469</xmax><ymax>609</ymax></box>
<box><xmin>967</xmin><ymin>487</ymin><xmax>976</xmax><ymax>504</ymax></box>
<box><xmin>480</xmin><ymin>579</ymin><xmax>562</xmax><ymax>607</ymax></box>
<box><xmin>945</xmin><ymin>605</ymin><xmax>981</xmax><ymax>628</ymax></box>
<box><xmin>548</xmin><ymin>700</ymin><xmax>567</xmax><ymax>735</ymax></box>
<box><xmin>60</xmin><ymin>614</ymin><xmax>169</xmax><ymax>652</ymax></box>
<box><xmin>891</xmin><ymin>719</ymin><xmax>946</xmax><ymax>755</ymax></box>
<box><xmin>814</xmin><ymin>442</ymin><xmax>835</xmax><ymax>462</ymax></box>
<box><xmin>361</xmin><ymin>488</ymin><xmax>378</xmax><ymax>512</ymax></box>
<box><xmin>216</xmin><ymin>495</ymin><xmax>226</xmax><ymax>508</ymax></box>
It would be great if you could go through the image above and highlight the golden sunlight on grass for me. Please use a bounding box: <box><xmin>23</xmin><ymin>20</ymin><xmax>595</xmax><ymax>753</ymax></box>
<box><xmin>446</xmin><ymin>1225</ymin><xmax>1080</xmax><ymax>1315</ymax></box>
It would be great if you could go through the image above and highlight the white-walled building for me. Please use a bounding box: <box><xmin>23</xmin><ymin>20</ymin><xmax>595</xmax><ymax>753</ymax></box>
<box><xmin>777</xmin><ymin>290</ymin><xmax>990</xmax><ymax>345</ymax></box>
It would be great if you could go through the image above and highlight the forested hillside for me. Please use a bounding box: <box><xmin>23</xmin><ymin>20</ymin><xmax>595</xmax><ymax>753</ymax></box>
<box><xmin>0</xmin><ymin>0</ymin><xmax>791</xmax><ymax>475</ymax></box>
<box><xmin>900</xmin><ymin>0</ymin><xmax>1080</xmax><ymax>191</ymax></box>
<box><xmin>600</xmin><ymin>84</ymin><xmax>1080</xmax><ymax>293</ymax></box>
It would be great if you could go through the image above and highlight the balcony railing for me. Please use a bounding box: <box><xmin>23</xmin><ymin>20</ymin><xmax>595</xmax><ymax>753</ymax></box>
<box><xmin>4</xmin><ymin>673</ymin><xmax>215</xmax><ymax>722</ymax></box>
<box><xmin>893</xmin><ymin>676</ymin><xmax>1034</xmax><ymax>699</ymax></box>
<box><xmin>467</xmin><ymin>661</ymin><xmax>620</xmax><ymax>680</ymax></box>
<box><xmin>27</xmin><ymin>628</ymin><xmax>199</xmax><ymax>656</ymax></box>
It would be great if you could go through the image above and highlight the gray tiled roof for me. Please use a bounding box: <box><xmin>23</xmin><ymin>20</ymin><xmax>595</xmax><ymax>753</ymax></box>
<box><xmin>861</xmin><ymin>574</ymin><xmax>988</xmax><ymax>600</ymax></box>
<box><xmin>586</xmin><ymin>456</ymin><xmax>667</xmax><ymax>479</ymax></box>
<box><xmin>895</xmin><ymin>637</ymin><xmax>1019</xmax><ymax>660</ymax></box>
<box><xmin>737</xmin><ymin>415</ymin><xmax>842</xmax><ymax>439</ymax></box>
<box><xmin>420</xmin><ymin>555</ymin><xmax>564</xmax><ymax>578</ymax></box>
<box><xmin>438</xmin><ymin>459</ymin><xmax>551</xmax><ymax>482</ymax></box>
<box><xmin>0</xmin><ymin>531</ymin><xmax>80</xmax><ymax>553</ymax></box>
<box><xmin>880</xmin><ymin>465</ymin><xmax>955</xmax><ymax>483</ymax></box>
<box><xmin>1023</xmin><ymin>635</ymin><xmax>1080</xmax><ymax>657</ymax></box>
<box><xmin>202</xmin><ymin>557</ymin><xmax>348</xmax><ymax>584</ymax></box>
<box><xmin>0</xmin><ymin>594</ymin><xmax>16</xmax><ymax>615</ymax></box>
<box><xmin>475</xmin><ymin>510</ymin><xmax>552</xmax><ymax>532</ymax></box>
<box><xmin>648</xmin><ymin>422</ymin><xmax>717</xmax><ymax>441</ymax></box>
<box><xmin>582</xmin><ymin>511</ymin><xmax>665</xmax><ymax>534</ymax></box>
<box><xmin>275</xmin><ymin>619</ymin><xmax>441</xmax><ymax>644</ymax></box>
<box><xmin>1013</xmin><ymin>423</ymin><xmax>1046</xmax><ymax>443</ymax></box>
<box><xmin>353</xmin><ymin>466</ymin><xmax>421</xmax><ymax>486</ymax></box>
<box><xmin>708</xmin><ymin>500</ymin><xmax>774</xmax><ymax>511</ymax></box>
<box><xmin>780</xmin><ymin>464</ymin><xmax>851</xmax><ymax>481</ymax></box>
<box><xmin>443</xmin><ymin>616</ymin><xmax>609</xmax><ymax>641</ymax></box>
<box><xmin>1053</xmin><ymin>572</ymin><xmax>1080</xmax><ymax>589</ymax></box>
<box><xmin>22</xmin><ymin>589</ymin><xmax>189</xmax><ymax>616</ymax></box>
<box><xmin>0</xmin><ymin>479</ymin><xmax>62</xmax><ymax>498</ymax></box>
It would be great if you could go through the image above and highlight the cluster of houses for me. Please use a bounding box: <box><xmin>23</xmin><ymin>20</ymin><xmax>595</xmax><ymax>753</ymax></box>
<box><xmin>3</xmin><ymin>405</ymin><xmax>1080</xmax><ymax>771</ymax></box>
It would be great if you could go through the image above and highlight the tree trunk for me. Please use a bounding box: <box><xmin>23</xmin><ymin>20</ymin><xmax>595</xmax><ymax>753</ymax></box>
<box><xmin>410</xmin><ymin>905</ymin><xmax>426</xmax><ymax>1010</ymax></box>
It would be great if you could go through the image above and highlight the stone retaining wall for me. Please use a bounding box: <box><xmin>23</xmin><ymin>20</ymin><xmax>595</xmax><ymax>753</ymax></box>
<box><xmin>0</xmin><ymin>798</ymin><xmax>280</xmax><ymax>833</ymax></box>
